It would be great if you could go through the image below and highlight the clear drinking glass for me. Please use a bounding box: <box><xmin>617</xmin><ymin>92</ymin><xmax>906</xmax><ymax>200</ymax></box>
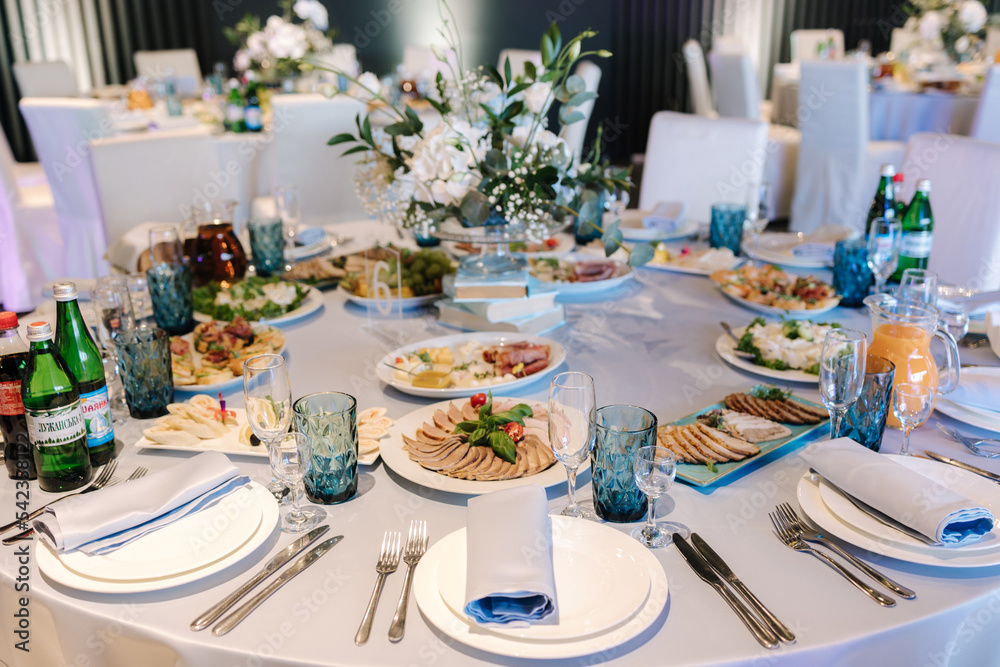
<box><xmin>866</xmin><ymin>218</ymin><xmax>902</xmax><ymax>294</ymax></box>
<box><xmin>127</xmin><ymin>274</ymin><xmax>156</xmax><ymax>327</ymax></box>
<box><xmin>268</xmin><ymin>431</ymin><xmax>325</xmax><ymax>532</ymax></box>
<box><xmin>819</xmin><ymin>328</ymin><xmax>867</xmax><ymax>437</ymax></box>
<box><xmin>274</xmin><ymin>184</ymin><xmax>301</xmax><ymax>251</ymax></box>
<box><xmin>243</xmin><ymin>353</ymin><xmax>292</xmax><ymax>503</ymax></box>
<box><xmin>93</xmin><ymin>275</ymin><xmax>135</xmax><ymax>354</ymax></box>
<box><xmin>893</xmin><ymin>383</ymin><xmax>933</xmax><ymax>456</ymax></box>
<box><xmin>744</xmin><ymin>182</ymin><xmax>771</xmax><ymax>265</ymax></box>
<box><xmin>548</xmin><ymin>371</ymin><xmax>596</xmax><ymax>519</ymax></box>
<box><xmin>631</xmin><ymin>445</ymin><xmax>676</xmax><ymax>548</ymax></box>
<box><xmin>898</xmin><ymin>268</ymin><xmax>938</xmax><ymax>307</ymax></box>
<box><xmin>939</xmin><ymin>302</ymin><xmax>970</xmax><ymax>343</ymax></box>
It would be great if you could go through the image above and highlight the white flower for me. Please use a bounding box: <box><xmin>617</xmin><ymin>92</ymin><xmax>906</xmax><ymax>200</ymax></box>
<box><xmin>919</xmin><ymin>11</ymin><xmax>944</xmax><ymax>41</ymax></box>
<box><xmin>958</xmin><ymin>0</ymin><xmax>987</xmax><ymax>33</ymax></box>
<box><xmin>523</xmin><ymin>81</ymin><xmax>552</xmax><ymax>115</ymax></box>
<box><xmin>293</xmin><ymin>0</ymin><xmax>329</xmax><ymax>31</ymax></box>
<box><xmin>955</xmin><ymin>34</ymin><xmax>972</xmax><ymax>53</ymax></box>
<box><xmin>234</xmin><ymin>49</ymin><xmax>252</xmax><ymax>73</ymax></box>
<box><xmin>266</xmin><ymin>18</ymin><xmax>308</xmax><ymax>59</ymax></box>
<box><xmin>246</xmin><ymin>32</ymin><xmax>267</xmax><ymax>59</ymax></box>
<box><xmin>352</xmin><ymin>72</ymin><xmax>382</xmax><ymax>100</ymax></box>
<box><xmin>407</xmin><ymin>125</ymin><xmax>483</xmax><ymax>207</ymax></box>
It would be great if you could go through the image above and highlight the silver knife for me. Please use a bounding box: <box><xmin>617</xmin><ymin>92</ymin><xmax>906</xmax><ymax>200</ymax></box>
<box><xmin>191</xmin><ymin>525</ymin><xmax>330</xmax><ymax>631</ymax></box>
<box><xmin>212</xmin><ymin>535</ymin><xmax>344</xmax><ymax>636</ymax></box>
<box><xmin>924</xmin><ymin>451</ymin><xmax>1000</xmax><ymax>484</ymax></box>
<box><xmin>691</xmin><ymin>533</ymin><xmax>795</xmax><ymax>644</ymax></box>
<box><xmin>674</xmin><ymin>535</ymin><xmax>779</xmax><ymax>650</ymax></box>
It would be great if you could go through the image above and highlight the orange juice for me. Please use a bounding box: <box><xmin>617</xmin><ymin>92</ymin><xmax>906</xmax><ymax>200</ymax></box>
<box><xmin>868</xmin><ymin>323</ymin><xmax>938</xmax><ymax>428</ymax></box>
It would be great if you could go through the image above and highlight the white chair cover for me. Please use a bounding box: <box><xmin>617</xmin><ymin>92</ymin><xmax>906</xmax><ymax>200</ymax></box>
<box><xmin>559</xmin><ymin>61</ymin><xmax>602</xmax><ymax>162</ymax></box>
<box><xmin>270</xmin><ymin>94</ymin><xmax>369</xmax><ymax>223</ymax></box>
<box><xmin>401</xmin><ymin>46</ymin><xmax>456</xmax><ymax>79</ymax></box>
<box><xmin>790</xmin><ymin>29</ymin><xmax>845</xmax><ymax>62</ymax></box>
<box><xmin>638</xmin><ymin>111</ymin><xmax>768</xmax><ymax>223</ymax></box>
<box><xmin>133</xmin><ymin>49</ymin><xmax>202</xmax><ymax>90</ymax></box>
<box><xmin>13</xmin><ymin>61</ymin><xmax>79</xmax><ymax>97</ymax></box>
<box><xmin>682</xmin><ymin>41</ymin><xmax>716</xmax><ymax>118</ymax></box>
<box><xmin>709</xmin><ymin>52</ymin><xmax>760</xmax><ymax>120</ymax></box>
<box><xmin>971</xmin><ymin>66</ymin><xmax>1000</xmax><ymax>144</ymax></box>
<box><xmin>497</xmin><ymin>49</ymin><xmax>542</xmax><ymax>76</ymax></box>
<box><xmin>89</xmin><ymin>126</ymin><xmax>220</xmax><ymax>248</ymax></box>
<box><xmin>899</xmin><ymin>133</ymin><xmax>1000</xmax><ymax>290</ymax></box>
<box><xmin>19</xmin><ymin>98</ymin><xmax>110</xmax><ymax>279</ymax></box>
<box><xmin>0</xmin><ymin>124</ymin><xmax>46</xmax><ymax>189</ymax></box>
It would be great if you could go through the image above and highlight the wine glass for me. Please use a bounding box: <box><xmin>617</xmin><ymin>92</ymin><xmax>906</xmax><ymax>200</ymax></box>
<box><xmin>893</xmin><ymin>383</ymin><xmax>934</xmax><ymax>456</ymax></box>
<box><xmin>274</xmin><ymin>184</ymin><xmax>301</xmax><ymax>250</ymax></box>
<box><xmin>93</xmin><ymin>275</ymin><xmax>135</xmax><ymax>354</ymax></box>
<box><xmin>867</xmin><ymin>218</ymin><xmax>901</xmax><ymax>294</ymax></box>
<box><xmin>898</xmin><ymin>268</ymin><xmax>938</xmax><ymax>307</ymax></box>
<box><xmin>938</xmin><ymin>302</ymin><xmax>970</xmax><ymax>343</ymax></box>
<box><xmin>819</xmin><ymin>329</ymin><xmax>867</xmax><ymax>437</ymax></box>
<box><xmin>744</xmin><ymin>182</ymin><xmax>771</xmax><ymax>265</ymax></box>
<box><xmin>631</xmin><ymin>445</ymin><xmax>677</xmax><ymax>548</ymax></box>
<box><xmin>548</xmin><ymin>372</ymin><xmax>596</xmax><ymax>519</ymax></box>
<box><xmin>268</xmin><ymin>431</ymin><xmax>325</xmax><ymax>532</ymax></box>
<box><xmin>243</xmin><ymin>353</ymin><xmax>292</xmax><ymax>503</ymax></box>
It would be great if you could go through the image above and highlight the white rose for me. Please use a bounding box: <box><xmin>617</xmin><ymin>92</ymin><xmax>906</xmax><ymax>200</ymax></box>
<box><xmin>352</xmin><ymin>71</ymin><xmax>382</xmax><ymax>100</ymax></box>
<box><xmin>919</xmin><ymin>11</ymin><xmax>944</xmax><ymax>41</ymax></box>
<box><xmin>246</xmin><ymin>32</ymin><xmax>267</xmax><ymax>59</ymax></box>
<box><xmin>509</xmin><ymin>126</ymin><xmax>530</xmax><ymax>148</ymax></box>
<box><xmin>958</xmin><ymin>0</ymin><xmax>987</xmax><ymax>33</ymax></box>
<box><xmin>523</xmin><ymin>81</ymin><xmax>552</xmax><ymax>115</ymax></box>
<box><xmin>233</xmin><ymin>50</ymin><xmax>252</xmax><ymax>73</ymax></box>
<box><xmin>955</xmin><ymin>35</ymin><xmax>972</xmax><ymax>53</ymax></box>
<box><xmin>293</xmin><ymin>0</ymin><xmax>329</xmax><ymax>31</ymax></box>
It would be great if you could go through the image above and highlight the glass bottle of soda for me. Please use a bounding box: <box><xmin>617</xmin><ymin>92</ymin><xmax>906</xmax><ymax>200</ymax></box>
<box><xmin>865</xmin><ymin>163</ymin><xmax>896</xmax><ymax>237</ymax></box>
<box><xmin>892</xmin><ymin>179</ymin><xmax>934</xmax><ymax>281</ymax></box>
<box><xmin>53</xmin><ymin>282</ymin><xmax>116</xmax><ymax>466</ymax></box>
<box><xmin>22</xmin><ymin>322</ymin><xmax>92</xmax><ymax>492</ymax></box>
<box><xmin>0</xmin><ymin>312</ymin><xmax>35</xmax><ymax>480</ymax></box>
<box><xmin>244</xmin><ymin>72</ymin><xmax>263</xmax><ymax>132</ymax></box>
<box><xmin>225</xmin><ymin>79</ymin><xmax>245</xmax><ymax>133</ymax></box>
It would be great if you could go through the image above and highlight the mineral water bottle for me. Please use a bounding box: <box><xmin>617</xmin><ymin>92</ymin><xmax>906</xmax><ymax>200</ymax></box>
<box><xmin>0</xmin><ymin>312</ymin><xmax>34</xmax><ymax>480</ymax></box>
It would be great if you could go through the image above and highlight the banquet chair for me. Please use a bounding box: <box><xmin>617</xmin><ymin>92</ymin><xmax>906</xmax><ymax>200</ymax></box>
<box><xmin>401</xmin><ymin>45</ymin><xmax>457</xmax><ymax>80</ymax></box>
<box><xmin>89</xmin><ymin>126</ymin><xmax>221</xmax><ymax>249</ymax></box>
<box><xmin>681</xmin><ymin>41</ymin><xmax>716</xmax><ymax>118</ymax></box>
<box><xmin>133</xmin><ymin>49</ymin><xmax>202</xmax><ymax>94</ymax></box>
<box><xmin>0</xmin><ymin>123</ymin><xmax>47</xmax><ymax>190</ymax></box>
<box><xmin>899</xmin><ymin>133</ymin><xmax>1000</xmax><ymax>290</ymax></box>
<box><xmin>19</xmin><ymin>98</ymin><xmax>112</xmax><ymax>279</ymax></box>
<box><xmin>270</xmin><ymin>94</ymin><xmax>369</xmax><ymax>222</ymax></box>
<box><xmin>970</xmin><ymin>66</ymin><xmax>1000</xmax><ymax>144</ymax></box>
<box><xmin>312</xmin><ymin>43</ymin><xmax>361</xmax><ymax>79</ymax></box>
<box><xmin>559</xmin><ymin>61</ymin><xmax>602</xmax><ymax>161</ymax></box>
<box><xmin>638</xmin><ymin>111</ymin><xmax>768</xmax><ymax>224</ymax></box>
<box><xmin>12</xmin><ymin>61</ymin><xmax>80</xmax><ymax>97</ymax></box>
<box><xmin>497</xmin><ymin>49</ymin><xmax>542</xmax><ymax>77</ymax></box>
<box><xmin>790</xmin><ymin>29</ymin><xmax>845</xmax><ymax>62</ymax></box>
<box><xmin>790</xmin><ymin>61</ymin><xmax>905</xmax><ymax>234</ymax></box>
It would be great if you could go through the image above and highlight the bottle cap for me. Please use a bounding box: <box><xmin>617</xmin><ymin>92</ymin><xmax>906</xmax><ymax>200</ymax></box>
<box><xmin>892</xmin><ymin>173</ymin><xmax>904</xmax><ymax>182</ymax></box>
<box><xmin>917</xmin><ymin>179</ymin><xmax>931</xmax><ymax>192</ymax></box>
<box><xmin>51</xmin><ymin>281</ymin><xmax>79</xmax><ymax>301</ymax></box>
<box><xmin>0</xmin><ymin>312</ymin><xmax>17</xmax><ymax>329</ymax></box>
<box><xmin>26</xmin><ymin>322</ymin><xmax>53</xmax><ymax>341</ymax></box>
<box><xmin>881</xmin><ymin>164</ymin><xmax>896</xmax><ymax>177</ymax></box>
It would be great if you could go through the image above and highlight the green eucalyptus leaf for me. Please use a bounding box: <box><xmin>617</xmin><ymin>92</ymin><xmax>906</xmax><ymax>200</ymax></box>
<box><xmin>565</xmin><ymin>74</ymin><xmax>586</xmax><ymax>96</ymax></box>
<box><xmin>601</xmin><ymin>219</ymin><xmax>621</xmax><ymax>241</ymax></box>
<box><xmin>628</xmin><ymin>243</ymin><xmax>655</xmax><ymax>267</ymax></box>
<box><xmin>484</xmin><ymin>148</ymin><xmax>507</xmax><ymax>171</ymax></box>
<box><xmin>559</xmin><ymin>109</ymin><xmax>586</xmax><ymax>126</ymax></box>
<box><xmin>555</xmin><ymin>85</ymin><xmax>572</xmax><ymax>104</ymax></box>
<box><xmin>460</xmin><ymin>190</ymin><xmax>491</xmax><ymax>225</ymax></box>
<box><xmin>567</xmin><ymin>91</ymin><xmax>597</xmax><ymax>107</ymax></box>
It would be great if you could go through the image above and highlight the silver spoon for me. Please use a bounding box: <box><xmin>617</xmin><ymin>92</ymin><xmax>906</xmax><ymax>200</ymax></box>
<box><xmin>937</xmin><ymin>423</ymin><xmax>1000</xmax><ymax>459</ymax></box>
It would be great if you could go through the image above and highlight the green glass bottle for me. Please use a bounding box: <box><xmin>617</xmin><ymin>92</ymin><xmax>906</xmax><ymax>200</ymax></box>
<box><xmin>244</xmin><ymin>72</ymin><xmax>262</xmax><ymax>132</ymax></box>
<box><xmin>225</xmin><ymin>79</ymin><xmax>245</xmax><ymax>133</ymax></box>
<box><xmin>22</xmin><ymin>322</ymin><xmax>92</xmax><ymax>492</ymax></box>
<box><xmin>892</xmin><ymin>173</ymin><xmax>906</xmax><ymax>220</ymax></box>
<box><xmin>892</xmin><ymin>179</ymin><xmax>934</xmax><ymax>281</ymax></box>
<box><xmin>865</xmin><ymin>163</ymin><xmax>896</xmax><ymax>237</ymax></box>
<box><xmin>53</xmin><ymin>282</ymin><xmax>115</xmax><ymax>466</ymax></box>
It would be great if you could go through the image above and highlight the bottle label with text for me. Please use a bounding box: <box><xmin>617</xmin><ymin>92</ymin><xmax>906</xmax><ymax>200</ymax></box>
<box><xmin>0</xmin><ymin>380</ymin><xmax>23</xmax><ymax>416</ymax></box>
<box><xmin>80</xmin><ymin>387</ymin><xmax>114</xmax><ymax>447</ymax></box>
<box><xmin>25</xmin><ymin>403</ymin><xmax>86</xmax><ymax>447</ymax></box>
<box><xmin>245</xmin><ymin>107</ymin><xmax>262</xmax><ymax>130</ymax></box>
<box><xmin>900</xmin><ymin>230</ymin><xmax>933</xmax><ymax>259</ymax></box>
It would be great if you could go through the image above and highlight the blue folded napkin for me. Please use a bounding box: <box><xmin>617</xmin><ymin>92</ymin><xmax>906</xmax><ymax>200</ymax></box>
<box><xmin>295</xmin><ymin>227</ymin><xmax>325</xmax><ymax>246</ymax></box>
<box><xmin>803</xmin><ymin>438</ymin><xmax>995</xmax><ymax>546</ymax></box>
<box><xmin>463</xmin><ymin>485</ymin><xmax>556</xmax><ymax>625</ymax></box>
<box><xmin>33</xmin><ymin>451</ymin><xmax>248</xmax><ymax>555</ymax></box>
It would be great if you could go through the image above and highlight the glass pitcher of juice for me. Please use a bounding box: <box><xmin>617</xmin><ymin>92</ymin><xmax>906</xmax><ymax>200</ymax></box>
<box><xmin>864</xmin><ymin>293</ymin><xmax>960</xmax><ymax>428</ymax></box>
<box><xmin>181</xmin><ymin>200</ymin><xmax>247</xmax><ymax>287</ymax></box>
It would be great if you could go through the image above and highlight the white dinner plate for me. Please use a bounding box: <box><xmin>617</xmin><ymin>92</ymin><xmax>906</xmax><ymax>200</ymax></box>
<box><xmin>286</xmin><ymin>229</ymin><xmax>331</xmax><ymax>261</ymax></box>
<box><xmin>436</xmin><ymin>522</ymin><xmax>651</xmax><ymax>641</ymax></box>
<box><xmin>719</xmin><ymin>288</ymin><xmax>841</xmax><ymax>320</ymax></box>
<box><xmin>745</xmin><ymin>226</ymin><xmax>859</xmax><ymax>268</ymax></box>
<box><xmin>935</xmin><ymin>367</ymin><xmax>1000</xmax><ymax>433</ymax></box>
<box><xmin>714</xmin><ymin>333</ymin><xmax>819</xmax><ymax>384</ymax></box>
<box><xmin>619</xmin><ymin>210</ymin><xmax>699</xmax><ymax>242</ymax></box>
<box><xmin>380</xmin><ymin>397</ymin><xmax>576</xmax><ymax>495</ymax></box>
<box><xmin>375</xmin><ymin>332</ymin><xmax>565</xmax><ymax>399</ymax></box>
<box><xmin>337</xmin><ymin>285</ymin><xmax>441</xmax><ymax>311</ymax></box>
<box><xmin>194</xmin><ymin>285</ymin><xmax>323</xmax><ymax>327</ymax></box>
<box><xmin>644</xmin><ymin>251</ymin><xmax>742</xmax><ymax>276</ymax></box>
<box><xmin>413</xmin><ymin>516</ymin><xmax>668</xmax><ymax>659</ymax></box>
<box><xmin>172</xmin><ymin>323</ymin><xmax>285</xmax><ymax>395</ymax></box>
<box><xmin>57</xmin><ymin>485</ymin><xmax>264</xmax><ymax>581</ymax></box>
<box><xmin>36</xmin><ymin>482</ymin><xmax>279</xmax><ymax>592</ymax></box>
<box><xmin>528</xmin><ymin>254</ymin><xmax>634</xmax><ymax>296</ymax></box>
<box><xmin>796</xmin><ymin>462</ymin><xmax>1000</xmax><ymax>568</ymax></box>
<box><xmin>136</xmin><ymin>409</ymin><xmax>266</xmax><ymax>459</ymax></box>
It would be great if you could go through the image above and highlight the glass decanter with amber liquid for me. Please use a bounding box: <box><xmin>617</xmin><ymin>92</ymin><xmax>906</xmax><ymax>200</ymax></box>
<box><xmin>182</xmin><ymin>200</ymin><xmax>247</xmax><ymax>287</ymax></box>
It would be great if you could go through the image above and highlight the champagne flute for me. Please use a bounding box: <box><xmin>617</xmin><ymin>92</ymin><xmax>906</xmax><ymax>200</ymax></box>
<box><xmin>819</xmin><ymin>329</ymin><xmax>867</xmax><ymax>437</ymax></box>
<box><xmin>893</xmin><ymin>383</ymin><xmax>933</xmax><ymax>456</ymax></box>
<box><xmin>744</xmin><ymin>182</ymin><xmax>771</xmax><ymax>265</ymax></box>
<box><xmin>268</xmin><ymin>431</ymin><xmax>325</xmax><ymax>532</ymax></box>
<box><xmin>866</xmin><ymin>218</ymin><xmax>901</xmax><ymax>294</ymax></box>
<box><xmin>274</xmin><ymin>184</ymin><xmax>301</xmax><ymax>250</ymax></box>
<box><xmin>898</xmin><ymin>268</ymin><xmax>938</xmax><ymax>307</ymax></box>
<box><xmin>243</xmin><ymin>353</ymin><xmax>292</xmax><ymax>503</ymax></box>
<box><xmin>631</xmin><ymin>445</ymin><xmax>676</xmax><ymax>548</ymax></box>
<box><xmin>548</xmin><ymin>372</ymin><xmax>596</xmax><ymax>519</ymax></box>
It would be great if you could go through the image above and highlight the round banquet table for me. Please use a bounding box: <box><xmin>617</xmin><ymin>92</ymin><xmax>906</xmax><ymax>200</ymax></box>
<box><xmin>4</xmin><ymin>225</ymin><xmax>1000</xmax><ymax>667</ymax></box>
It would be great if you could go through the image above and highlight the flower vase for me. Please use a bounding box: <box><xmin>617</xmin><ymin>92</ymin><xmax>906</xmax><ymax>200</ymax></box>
<box><xmin>459</xmin><ymin>225</ymin><xmax>527</xmax><ymax>278</ymax></box>
<box><xmin>574</xmin><ymin>188</ymin><xmax>606</xmax><ymax>246</ymax></box>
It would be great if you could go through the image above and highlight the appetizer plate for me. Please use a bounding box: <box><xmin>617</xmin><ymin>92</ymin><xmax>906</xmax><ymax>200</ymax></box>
<box><xmin>337</xmin><ymin>285</ymin><xmax>441</xmax><ymax>311</ymax></box>
<box><xmin>172</xmin><ymin>323</ymin><xmax>285</xmax><ymax>395</ymax></box>
<box><xmin>719</xmin><ymin>288</ymin><xmax>841</xmax><ymax>320</ymax></box>
<box><xmin>619</xmin><ymin>210</ymin><xmax>699</xmax><ymax>242</ymax></box>
<box><xmin>445</xmin><ymin>232</ymin><xmax>575</xmax><ymax>258</ymax></box>
<box><xmin>376</xmin><ymin>332</ymin><xmax>565</xmax><ymax>399</ymax></box>
<box><xmin>644</xmin><ymin>251</ymin><xmax>742</xmax><ymax>276</ymax></box>
<box><xmin>666</xmin><ymin>396</ymin><xmax>828</xmax><ymax>487</ymax></box>
<box><xmin>381</xmin><ymin>397</ymin><xmax>578</xmax><ymax>495</ymax></box>
<box><xmin>744</xmin><ymin>226</ymin><xmax>859</xmax><ymax>268</ymax></box>
<box><xmin>36</xmin><ymin>482</ymin><xmax>278</xmax><ymax>592</ymax></box>
<box><xmin>194</xmin><ymin>285</ymin><xmax>323</xmax><ymax>327</ymax></box>
<box><xmin>715</xmin><ymin>332</ymin><xmax>819</xmax><ymax>384</ymax></box>
<box><xmin>934</xmin><ymin>367</ymin><xmax>1000</xmax><ymax>433</ymax></box>
<box><xmin>135</xmin><ymin>409</ymin><xmax>266</xmax><ymax>459</ymax></box>
<box><xmin>413</xmin><ymin>516</ymin><xmax>668</xmax><ymax>659</ymax></box>
<box><xmin>797</xmin><ymin>462</ymin><xmax>1000</xmax><ymax>568</ymax></box>
<box><xmin>528</xmin><ymin>254</ymin><xmax>634</xmax><ymax>296</ymax></box>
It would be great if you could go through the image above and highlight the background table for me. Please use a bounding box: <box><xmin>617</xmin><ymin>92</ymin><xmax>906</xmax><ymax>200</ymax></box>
<box><xmin>4</xmin><ymin>229</ymin><xmax>1000</xmax><ymax>666</ymax></box>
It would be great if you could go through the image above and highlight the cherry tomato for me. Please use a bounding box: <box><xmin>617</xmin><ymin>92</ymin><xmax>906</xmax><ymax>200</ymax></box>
<box><xmin>395</xmin><ymin>357</ymin><xmax>404</xmax><ymax>364</ymax></box>
<box><xmin>470</xmin><ymin>393</ymin><xmax>487</xmax><ymax>409</ymax></box>
<box><xmin>544</xmin><ymin>237</ymin><xmax>559</xmax><ymax>248</ymax></box>
<box><xmin>502</xmin><ymin>422</ymin><xmax>524</xmax><ymax>442</ymax></box>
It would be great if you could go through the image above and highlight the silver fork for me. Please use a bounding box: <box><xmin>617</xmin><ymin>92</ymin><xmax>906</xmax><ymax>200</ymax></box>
<box><xmin>355</xmin><ymin>531</ymin><xmax>402</xmax><ymax>646</ymax></box>
<box><xmin>936</xmin><ymin>423</ymin><xmax>1000</xmax><ymax>458</ymax></box>
<box><xmin>777</xmin><ymin>503</ymin><xmax>916</xmax><ymax>599</ymax></box>
<box><xmin>3</xmin><ymin>465</ymin><xmax>148</xmax><ymax>545</ymax></box>
<box><xmin>388</xmin><ymin>521</ymin><xmax>428</xmax><ymax>643</ymax></box>
<box><xmin>0</xmin><ymin>460</ymin><xmax>119</xmax><ymax>535</ymax></box>
<box><xmin>769</xmin><ymin>510</ymin><xmax>896</xmax><ymax>607</ymax></box>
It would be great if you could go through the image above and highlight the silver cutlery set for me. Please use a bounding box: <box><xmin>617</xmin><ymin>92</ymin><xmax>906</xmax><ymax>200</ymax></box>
<box><xmin>356</xmin><ymin>520</ymin><xmax>429</xmax><ymax>645</ymax></box>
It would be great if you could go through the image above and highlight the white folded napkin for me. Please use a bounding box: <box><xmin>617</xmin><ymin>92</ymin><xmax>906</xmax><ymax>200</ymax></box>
<box><xmin>33</xmin><ymin>451</ymin><xmax>248</xmax><ymax>555</ymax></box>
<box><xmin>463</xmin><ymin>485</ymin><xmax>556</xmax><ymax>625</ymax></box>
<box><xmin>803</xmin><ymin>438</ymin><xmax>994</xmax><ymax>546</ymax></box>
<box><xmin>948</xmin><ymin>369</ymin><xmax>1000</xmax><ymax>414</ymax></box>
<box><xmin>987</xmin><ymin>308</ymin><xmax>1000</xmax><ymax>360</ymax></box>
<box><xmin>295</xmin><ymin>227</ymin><xmax>325</xmax><ymax>246</ymax></box>
<box><xmin>642</xmin><ymin>202</ymin><xmax>687</xmax><ymax>232</ymax></box>
<box><xmin>789</xmin><ymin>243</ymin><xmax>834</xmax><ymax>262</ymax></box>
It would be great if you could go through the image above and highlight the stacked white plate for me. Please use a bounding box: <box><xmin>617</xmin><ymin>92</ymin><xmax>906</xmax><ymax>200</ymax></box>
<box><xmin>413</xmin><ymin>516</ymin><xmax>669</xmax><ymax>658</ymax></box>
<box><xmin>935</xmin><ymin>367</ymin><xmax>1000</xmax><ymax>433</ymax></box>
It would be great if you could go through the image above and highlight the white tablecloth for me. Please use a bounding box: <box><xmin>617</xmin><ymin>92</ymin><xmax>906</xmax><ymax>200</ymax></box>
<box><xmin>4</xmin><ymin>224</ymin><xmax>1000</xmax><ymax>666</ymax></box>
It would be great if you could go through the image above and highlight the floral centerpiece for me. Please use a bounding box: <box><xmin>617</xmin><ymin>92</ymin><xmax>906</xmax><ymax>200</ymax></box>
<box><xmin>904</xmin><ymin>0</ymin><xmax>989</xmax><ymax>61</ymax></box>
<box><xmin>226</xmin><ymin>0</ymin><xmax>334</xmax><ymax>80</ymax></box>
